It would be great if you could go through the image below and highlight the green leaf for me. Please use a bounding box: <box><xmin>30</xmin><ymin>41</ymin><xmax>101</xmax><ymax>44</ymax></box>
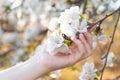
<box><xmin>112</xmin><ymin>57</ymin><xmax>116</xmax><ymax>62</ymax></box>
<box><xmin>80</xmin><ymin>14</ymin><xmax>86</xmax><ymax>20</ymax></box>
<box><xmin>71</xmin><ymin>66</ymin><xmax>78</xmax><ymax>71</ymax></box>
<box><xmin>2</xmin><ymin>5</ymin><xmax>11</xmax><ymax>11</ymax></box>
<box><xmin>46</xmin><ymin>72</ymin><xmax>51</xmax><ymax>76</ymax></box>
<box><xmin>96</xmin><ymin>71</ymin><xmax>101</xmax><ymax>76</ymax></box>
<box><xmin>101</xmin><ymin>0</ymin><xmax>104</xmax><ymax>2</ymax></box>
<box><xmin>58</xmin><ymin>29</ymin><xmax>61</xmax><ymax>33</ymax></box>
<box><xmin>94</xmin><ymin>77</ymin><xmax>99</xmax><ymax>80</ymax></box>
<box><xmin>64</xmin><ymin>39</ymin><xmax>72</xmax><ymax>46</ymax></box>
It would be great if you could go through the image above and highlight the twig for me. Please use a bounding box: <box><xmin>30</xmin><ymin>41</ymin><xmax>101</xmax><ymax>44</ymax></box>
<box><xmin>87</xmin><ymin>7</ymin><xmax>120</xmax><ymax>31</ymax></box>
<box><xmin>113</xmin><ymin>74</ymin><xmax>120</xmax><ymax>80</ymax></box>
<box><xmin>0</xmin><ymin>47</ymin><xmax>17</xmax><ymax>58</ymax></box>
<box><xmin>100</xmin><ymin>11</ymin><xmax>120</xmax><ymax>80</ymax></box>
<box><xmin>83</xmin><ymin>0</ymin><xmax>87</xmax><ymax>14</ymax></box>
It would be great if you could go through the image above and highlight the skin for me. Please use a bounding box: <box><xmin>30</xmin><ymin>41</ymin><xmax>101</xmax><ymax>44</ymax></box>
<box><xmin>0</xmin><ymin>31</ymin><xmax>93</xmax><ymax>80</ymax></box>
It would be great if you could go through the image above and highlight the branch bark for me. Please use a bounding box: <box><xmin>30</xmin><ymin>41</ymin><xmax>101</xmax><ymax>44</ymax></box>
<box><xmin>100</xmin><ymin>10</ymin><xmax>120</xmax><ymax>80</ymax></box>
<box><xmin>87</xmin><ymin>7</ymin><xmax>120</xmax><ymax>32</ymax></box>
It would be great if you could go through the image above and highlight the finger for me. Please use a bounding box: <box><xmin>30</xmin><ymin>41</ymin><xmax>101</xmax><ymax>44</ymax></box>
<box><xmin>83</xmin><ymin>32</ymin><xmax>92</xmax><ymax>46</ymax></box>
<box><xmin>71</xmin><ymin>37</ymin><xmax>85</xmax><ymax>54</ymax></box>
<box><xmin>79</xmin><ymin>34</ymin><xmax>91</xmax><ymax>55</ymax></box>
<box><xmin>69</xmin><ymin>34</ymin><xmax>92</xmax><ymax>64</ymax></box>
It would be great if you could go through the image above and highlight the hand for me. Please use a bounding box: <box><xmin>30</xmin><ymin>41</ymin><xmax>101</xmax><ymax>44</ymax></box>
<box><xmin>36</xmin><ymin>31</ymin><xmax>93</xmax><ymax>73</ymax></box>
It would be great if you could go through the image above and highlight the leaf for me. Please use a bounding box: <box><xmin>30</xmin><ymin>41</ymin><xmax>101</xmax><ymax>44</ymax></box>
<box><xmin>101</xmin><ymin>0</ymin><xmax>104</xmax><ymax>2</ymax></box>
<box><xmin>94</xmin><ymin>77</ymin><xmax>99</xmax><ymax>80</ymax></box>
<box><xmin>2</xmin><ymin>5</ymin><xmax>11</xmax><ymax>11</ymax></box>
<box><xmin>64</xmin><ymin>39</ymin><xmax>72</xmax><ymax>46</ymax></box>
<box><xmin>58</xmin><ymin>29</ymin><xmax>61</xmax><ymax>33</ymax></box>
<box><xmin>71</xmin><ymin>66</ymin><xmax>78</xmax><ymax>71</ymax></box>
<box><xmin>80</xmin><ymin>14</ymin><xmax>86</xmax><ymax>20</ymax></box>
<box><xmin>96</xmin><ymin>71</ymin><xmax>101</xmax><ymax>76</ymax></box>
<box><xmin>112</xmin><ymin>57</ymin><xmax>116</xmax><ymax>62</ymax></box>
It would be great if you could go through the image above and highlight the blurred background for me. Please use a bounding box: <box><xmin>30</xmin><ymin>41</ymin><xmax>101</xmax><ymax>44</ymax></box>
<box><xmin>0</xmin><ymin>0</ymin><xmax>120</xmax><ymax>80</ymax></box>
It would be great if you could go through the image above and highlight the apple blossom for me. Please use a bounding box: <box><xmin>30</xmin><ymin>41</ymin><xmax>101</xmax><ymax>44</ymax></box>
<box><xmin>24</xmin><ymin>22</ymin><xmax>44</xmax><ymax>41</ymax></box>
<box><xmin>12</xmin><ymin>48</ymin><xmax>25</xmax><ymax>65</ymax></box>
<box><xmin>2</xmin><ymin>32</ymin><xmax>19</xmax><ymax>44</ymax></box>
<box><xmin>79</xmin><ymin>62</ymin><xmax>97</xmax><ymax>80</ymax></box>
<box><xmin>58</xmin><ymin>6</ymin><xmax>81</xmax><ymax>37</ymax></box>
<box><xmin>0</xmin><ymin>27</ymin><xmax>3</xmax><ymax>39</ymax></box>
<box><xmin>46</xmin><ymin>31</ymin><xmax>70</xmax><ymax>55</ymax></box>
<box><xmin>50</xmin><ymin>70</ymin><xmax>61</xmax><ymax>79</ymax></box>
<box><xmin>102</xmin><ymin>52</ymin><xmax>117</xmax><ymax>67</ymax></box>
<box><xmin>48</xmin><ymin>17</ymin><xmax>59</xmax><ymax>31</ymax></box>
<box><xmin>97</xmin><ymin>34</ymin><xmax>107</xmax><ymax>42</ymax></box>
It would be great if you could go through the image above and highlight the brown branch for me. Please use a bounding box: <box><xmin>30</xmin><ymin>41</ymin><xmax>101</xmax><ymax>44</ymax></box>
<box><xmin>113</xmin><ymin>74</ymin><xmax>120</xmax><ymax>80</ymax></box>
<box><xmin>83</xmin><ymin>0</ymin><xmax>87</xmax><ymax>14</ymax></box>
<box><xmin>100</xmin><ymin>11</ymin><xmax>120</xmax><ymax>80</ymax></box>
<box><xmin>0</xmin><ymin>47</ymin><xmax>17</xmax><ymax>58</ymax></box>
<box><xmin>87</xmin><ymin>7</ymin><xmax>120</xmax><ymax>32</ymax></box>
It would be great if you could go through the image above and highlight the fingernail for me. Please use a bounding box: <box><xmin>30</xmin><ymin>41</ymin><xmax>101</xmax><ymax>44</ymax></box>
<box><xmin>83</xmin><ymin>32</ymin><xmax>87</xmax><ymax>36</ymax></box>
<box><xmin>71</xmin><ymin>37</ymin><xmax>76</xmax><ymax>41</ymax></box>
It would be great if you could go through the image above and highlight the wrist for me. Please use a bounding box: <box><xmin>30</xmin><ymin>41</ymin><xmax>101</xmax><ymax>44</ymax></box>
<box><xmin>29</xmin><ymin>44</ymin><xmax>53</xmax><ymax>78</ymax></box>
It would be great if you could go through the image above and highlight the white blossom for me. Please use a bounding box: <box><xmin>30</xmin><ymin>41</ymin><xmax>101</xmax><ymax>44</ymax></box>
<box><xmin>78</xmin><ymin>20</ymin><xmax>88</xmax><ymax>33</ymax></box>
<box><xmin>92</xmin><ymin>41</ymin><xmax>97</xmax><ymax>49</ymax></box>
<box><xmin>2</xmin><ymin>32</ymin><xmax>19</xmax><ymax>44</ymax></box>
<box><xmin>102</xmin><ymin>52</ymin><xmax>117</xmax><ymax>67</ymax></box>
<box><xmin>24</xmin><ymin>22</ymin><xmax>44</xmax><ymax>41</ymax></box>
<box><xmin>91</xmin><ymin>0</ymin><xmax>120</xmax><ymax>12</ymax></box>
<box><xmin>48</xmin><ymin>17</ymin><xmax>59</xmax><ymax>31</ymax></box>
<box><xmin>50</xmin><ymin>0</ymin><xmax>68</xmax><ymax>10</ymax></box>
<box><xmin>12</xmin><ymin>48</ymin><xmax>25</xmax><ymax>65</ymax></box>
<box><xmin>60</xmin><ymin>23</ymin><xmax>77</xmax><ymax>37</ymax></box>
<box><xmin>92</xmin><ymin>33</ymin><xmax>107</xmax><ymax>48</ymax></box>
<box><xmin>97</xmin><ymin>34</ymin><xmax>107</xmax><ymax>42</ymax></box>
<box><xmin>0</xmin><ymin>27</ymin><xmax>3</xmax><ymax>39</ymax></box>
<box><xmin>50</xmin><ymin>70</ymin><xmax>61</xmax><ymax>79</ymax></box>
<box><xmin>109</xmin><ymin>0</ymin><xmax>120</xmax><ymax>11</ymax></box>
<box><xmin>79</xmin><ymin>62</ymin><xmax>97</xmax><ymax>80</ymax></box>
<box><xmin>10</xmin><ymin>0</ymin><xmax>22</xmax><ymax>10</ymax></box>
<box><xmin>46</xmin><ymin>31</ymin><xmax>70</xmax><ymax>55</ymax></box>
<box><xmin>0</xmin><ymin>0</ymin><xmax>11</xmax><ymax>13</ymax></box>
<box><xmin>97</xmin><ymin>5</ymin><xmax>106</xmax><ymax>13</ymax></box>
<box><xmin>58</xmin><ymin>6</ymin><xmax>81</xmax><ymax>37</ymax></box>
<box><xmin>80</xmin><ymin>20</ymin><xmax>88</xmax><ymax>29</ymax></box>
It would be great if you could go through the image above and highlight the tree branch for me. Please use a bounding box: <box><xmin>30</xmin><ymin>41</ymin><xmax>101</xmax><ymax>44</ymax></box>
<box><xmin>100</xmin><ymin>10</ymin><xmax>120</xmax><ymax>80</ymax></box>
<box><xmin>83</xmin><ymin>0</ymin><xmax>87</xmax><ymax>14</ymax></box>
<box><xmin>113</xmin><ymin>74</ymin><xmax>120</xmax><ymax>80</ymax></box>
<box><xmin>87</xmin><ymin>7</ymin><xmax>120</xmax><ymax>32</ymax></box>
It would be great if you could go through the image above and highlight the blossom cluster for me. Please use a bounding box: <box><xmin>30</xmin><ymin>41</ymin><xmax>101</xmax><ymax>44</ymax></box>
<box><xmin>79</xmin><ymin>62</ymin><xmax>97</xmax><ymax>80</ymax></box>
<box><xmin>45</xmin><ymin>6</ymin><xmax>89</xmax><ymax>55</ymax></box>
<box><xmin>90</xmin><ymin>0</ymin><xmax>120</xmax><ymax>13</ymax></box>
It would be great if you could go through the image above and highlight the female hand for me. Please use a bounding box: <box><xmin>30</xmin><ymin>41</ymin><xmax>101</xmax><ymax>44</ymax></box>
<box><xmin>36</xmin><ymin>31</ymin><xmax>93</xmax><ymax>72</ymax></box>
